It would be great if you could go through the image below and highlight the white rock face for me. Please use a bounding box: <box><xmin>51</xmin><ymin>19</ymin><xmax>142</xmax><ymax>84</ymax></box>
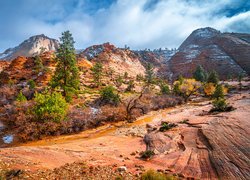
<box><xmin>0</xmin><ymin>34</ymin><xmax>59</xmax><ymax>61</ymax></box>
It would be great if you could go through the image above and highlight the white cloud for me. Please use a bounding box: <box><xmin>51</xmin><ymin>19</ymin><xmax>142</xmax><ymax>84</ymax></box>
<box><xmin>0</xmin><ymin>0</ymin><xmax>249</xmax><ymax>51</ymax></box>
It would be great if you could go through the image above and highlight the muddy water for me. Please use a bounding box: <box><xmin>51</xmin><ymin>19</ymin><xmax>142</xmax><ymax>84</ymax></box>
<box><xmin>22</xmin><ymin>106</ymin><xmax>177</xmax><ymax>147</ymax></box>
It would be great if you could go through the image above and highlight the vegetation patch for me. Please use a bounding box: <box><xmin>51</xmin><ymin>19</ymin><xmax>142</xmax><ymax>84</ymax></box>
<box><xmin>210</xmin><ymin>98</ymin><xmax>234</xmax><ymax>113</ymax></box>
<box><xmin>33</xmin><ymin>92</ymin><xmax>68</xmax><ymax>123</ymax></box>
<box><xmin>140</xmin><ymin>150</ymin><xmax>155</xmax><ymax>160</ymax></box>
<box><xmin>141</xmin><ymin>169</ymin><xmax>176</xmax><ymax>180</ymax></box>
<box><xmin>159</xmin><ymin>122</ymin><xmax>177</xmax><ymax>132</ymax></box>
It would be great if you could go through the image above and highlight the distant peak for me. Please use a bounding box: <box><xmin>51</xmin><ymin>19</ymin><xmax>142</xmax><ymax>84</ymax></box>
<box><xmin>192</xmin><ymin>27</ymin><xmax>220</xmax><ymax>38</ymax></box>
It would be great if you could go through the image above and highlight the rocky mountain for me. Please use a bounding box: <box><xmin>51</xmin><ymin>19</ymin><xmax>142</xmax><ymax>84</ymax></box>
<box><xmin>0</xmin><ymin>34</ymin><xmax>59</xmax><ymax>61</ymax></box>
<box><xmin>134</xmin><ymin>48</ymin><xmax>177</xmax><ymax>78</ymax></box>
<box><xmin>78</xmin><ymin>42</ymin><xmax>146</xmax><ymax>78</ymax></box>
<box><xmin>0</xmin><ymin>27</ymin><xmax>249</xmax><ymax>80</ymax></box>
<box><xmin>169</xmin><ymin>27</ymin><xmax>250</xmax><ymax>79</ymax></box>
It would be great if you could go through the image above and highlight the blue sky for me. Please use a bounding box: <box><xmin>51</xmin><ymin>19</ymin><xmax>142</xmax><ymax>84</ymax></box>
<box><xmin>0</xmin><ymin>0</ymin><xmax>249</xmax><ymax>51</ymax></box>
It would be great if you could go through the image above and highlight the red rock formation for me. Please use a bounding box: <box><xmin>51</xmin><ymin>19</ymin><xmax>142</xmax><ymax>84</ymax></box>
<box><xmin>0</xmin><ymin>53</ymin><xmax>55</xmax><ymax>86</ymax></box>
<box><xmin>78</xmin><ymin>43</ymin><xmax>146</xmax><ymax>78</ymax></box>
<box><xmin>0</xmin><ymin>61</ymin><xmax>10</xmax><ymax>72</ymax></box>
<box><xmin>169</xmin><ymin>27</ymin><xmax>250</xmax><ymax>80</ymax></box>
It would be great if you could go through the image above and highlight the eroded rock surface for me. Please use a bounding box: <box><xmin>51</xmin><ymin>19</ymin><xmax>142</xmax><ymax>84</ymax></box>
<box><xmin>0</xmin><ymin>90</ymin><xmax>249</xmax><ymax>179</ymax></box>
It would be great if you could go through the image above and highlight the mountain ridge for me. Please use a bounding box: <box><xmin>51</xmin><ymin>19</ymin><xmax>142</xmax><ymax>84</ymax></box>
<box><xmin>0</xmin><ymin>27</ymin><xmax>249</xmax><ymax>79</ymax></box>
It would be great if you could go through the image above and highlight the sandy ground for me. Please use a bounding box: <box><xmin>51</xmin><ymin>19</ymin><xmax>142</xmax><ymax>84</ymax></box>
<box><xmin>0</xmin><ymin>88</ymin><xmax>249</xmax><ymax>179</ymax></box>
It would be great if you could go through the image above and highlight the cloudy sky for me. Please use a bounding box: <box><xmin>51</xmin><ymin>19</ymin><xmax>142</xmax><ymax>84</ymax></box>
<box><xmin>0</xmin><ymin>0</ymin><xmax>249</xmax><ymax>51</ymax></box>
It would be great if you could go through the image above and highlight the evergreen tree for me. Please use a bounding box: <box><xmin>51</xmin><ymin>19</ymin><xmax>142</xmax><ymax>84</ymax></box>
<box><xmin>207</xmin><ymin>71</ymin><xmax>219</xmax><ymax>85</ymax></box>
<box><xmin>50</xmin><ymin>31</ymin><xmax>80</xmax><ymax>102</ymax></box>
<box><xmin>145</xmin><ymin>63</ymin><xmax>154</xmax><ymax>86</ymax></box>
<box><xmin>91</xmin><ymin>62</ymin><xmax>103</xmax><ymax>86</ymax></box>
<box><xmin>193</xmin><ymin>65</ymin><xmax>206</xmax><ymax>82</ymax></box>
<box><xmin>213</xmin><ymin>84</ymin><xmax>224</xmax><ymax>99</ymax></box>
<box><xmin>34</xmin><ymin>55</ymin><xmax>44</xmax><ymax>73</ymax></box>
<box><xmin>238</xmin><ymin>73</ymin><xmax>244</xmax><ymax>91</ymax></box>
<box><xmin>238</xmin><ymin>73</ymin><xmax>244</xmax><ymax>83</ymax></box>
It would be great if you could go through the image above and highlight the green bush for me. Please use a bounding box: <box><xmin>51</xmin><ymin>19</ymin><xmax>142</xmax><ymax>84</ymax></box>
<box><xmin>211</xmin><ymin>98</ymin><xmax>231</xmax><ymax>112</ymax></box>
<box><xmin>16</xmin><ymin>91</ymin><xmax>27</xmax><ymax>102</ymax></box>
<box><xmin>140</xmin><ymin>150</ymin><xmax>155</xmax><ymax>159</ymax></box>
<box><xmin>125</xmin><ymin>80</ymin><xmax>135</xmax><ymax>92</ymax></box>
<box><xmin>136</xmin><ymin>74</ymin><xmax>144</xmax><ymax>81</ymax></box>
<box><xmin>28</xmin><ymin>80</ymin><xmax>36</xmax><ymax>89</ymax></box>
<box><xmin>115</xmin><ymin>75</ymin><xmax>123</xmax><ymax>88</ymax></box>
<box><xmin>33</xmin><ymin>92</ymin><xmax>68</xmax><ymax>123</ymax></box>
<box><xmin>100</xmin><ymin>86</ymin><xmax>120</xmax><ymax>105</ymax></box>
<box><xmin>160</xmin><ymin>84</ymin><xmax>170</xmax><ymax>95</ymax></box>
<box><xmin>141</xmin><ymin>169</ymin><xmax>175</xmax><ymax>180</ymax></box>
<box><xmin>159</xmin><ymin>122</ymin><xmax>177</xmax><ymax>132</ymax></box>
<box><xmin>173</xmin><ymin>82</ymin><xmax>181</xmax><ymax>95</ymax></box>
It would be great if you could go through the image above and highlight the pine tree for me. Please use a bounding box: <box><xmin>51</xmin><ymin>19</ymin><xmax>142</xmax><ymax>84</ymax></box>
<box><xmin>207</xmin><ymin>71</ymin><xmax>219</xmax><ymax>85</ymax></box>
<box><xmin>213</xmin><ymin>84</ymin><xmax>224</xmax><ymax>99</ymax></box>
<box><xmin>193</xmin><ymin>65</ymin><xmax>206</xmax><ymax>82</ymax></box>
<box><xmin>34</xmin><ymin>55</ymin><xmax>44</xmax><ymax>73</ymax></box>
<box><xmin>50</xmin><ymin>31</ymin><xmax>79</xmax><ymax>102</ymax></box>
<box><xmin>145</xmin><ymin>63</ymin><xmax>154</xmax><ymax>86</ymax></box>
<box><xmin>91</xmin><ymin>62</ymin><xmax>103</xmax><ymax>87</ymax></box>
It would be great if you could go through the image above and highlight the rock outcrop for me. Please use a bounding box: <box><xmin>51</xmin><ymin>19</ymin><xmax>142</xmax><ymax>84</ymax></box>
<box><xmin>78</xmin><ymin>42</ymin><xmax>146</xmax><ymax>78</ymax></box>
<box><xmin>0</xmin><ymin>52</ymin><xmax>55</xmax><ymax>86</ymax></box>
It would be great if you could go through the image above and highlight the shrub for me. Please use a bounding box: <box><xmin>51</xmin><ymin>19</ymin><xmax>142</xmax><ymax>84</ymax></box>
<box><xmin>28</xmin><ymin>80</ymin><xmax>36</xmax><ymax>90</ymax></box>
<box><xmin>100</xmin><ymin>86</ymin><xmax>120</xmax><ymax>105</ymax></box>
<box><xmin>140</xmin><ymin>150</ymin><xmax>155</xmax><ymax>160</ymax></box>
<box><xmin>16</xmin><ymin>91</ymin><xmax>27</xmax><ymax>102</ymax></box>
<box><xmin>203</xmin><ymin>83</ymin><xmax>216</xmax><ymax>96</ymax></box>
<box><xmin>159</xmin><ymin>122</ymin><xmax>177</xmax><ymax>132</ymax></box>
<box><xmin>114</xmin><ymin>75</ymin><xmax>123</xmax><ymax>88</ymax></box>
<box><xmin>160</xmin><ymin>84</ymin><xmax>170</xmax><ymax>95</ymax></box>
<box><xmin>136</xmin><ymin>74</ymin><xmax>144</xmax><ymax>81</ymax></box>
<box><xmin>173</xmin><ymin>81</ymin><xmax>181</xmax><ymax>95</ymax></box>
<box><xmin>213</xmin><ymin>84</ymin><xmax>224</xmax><ymax>99</ymax></box>
<box><xmin>125</xmin><ymin>80</ymin><xmax>135</xmax><ymax>92</ymax></box>
<box><xmin>141</xmin><ymin>169</ymin><xmax>175</xmax><ymax>180</ymax></box>
<box><xmin>210</xmin><ymin>98</ymin><xmax>233</xmax><ymax>112</ymax></box>
<box><xmin>33</xmin><ymin>92</ymin><xmax>68</xmax><ymax>123</ymax></box>
<box><xmin>212</xmin><ymin>98</ymin><xmax>227</xmax><ymax>111</ymax></box>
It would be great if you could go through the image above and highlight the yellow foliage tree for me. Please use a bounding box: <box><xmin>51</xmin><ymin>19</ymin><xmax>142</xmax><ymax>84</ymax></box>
<box><xmin>175</xmin><ymin>78</ymin><xmax>201</xmax><ymax>102</ymax></box>
<box><xmin>204</xmin><ymin>83</ymin><xmax>216</xmax><ymax>96</ymax></box>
